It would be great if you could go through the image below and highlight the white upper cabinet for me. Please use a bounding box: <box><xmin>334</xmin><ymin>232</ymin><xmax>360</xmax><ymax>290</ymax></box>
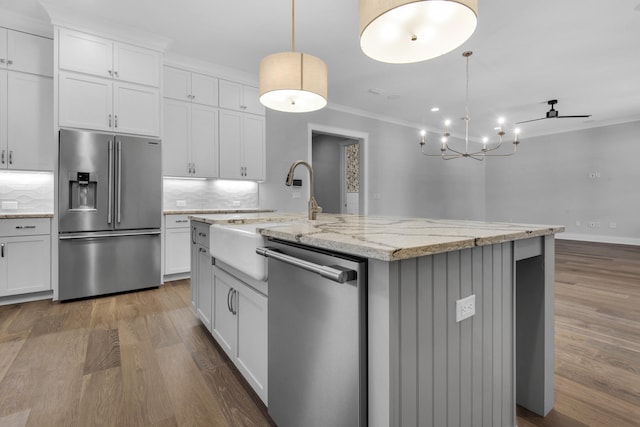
<box><xmin>6</xmin><ymin>72</ymin><xmax>54</xmax><ymax>170</ymax></box>
<box><xmin>164</xmin><ymin>66</ymin><xmax>218</xmax><ymax>106</ymax></box>
<box><xmin>219</xmin><ymin>80</ymin><xmax>264</xmax><ymax>115</ymax></box>
<box><xmin>59</xmin><ymin>71</ymin><xmax>159</xmax><ymax>136</ymax></box>
<box><xmin>1</xmin><ymin>30</ymin><xmax>53</xmax><ymax>77</ymax></box>
<box><xmin>59</xmin><ymin>28</ymin><xmax>160</xmax><ymax>87</ymax></box>
<box><xmin>219</xmin><ymin>109</ymin><xmax>265</xmax><ymax>180</ymax></box>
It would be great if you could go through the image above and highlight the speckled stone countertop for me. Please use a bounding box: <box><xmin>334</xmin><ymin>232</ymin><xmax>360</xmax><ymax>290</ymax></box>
<box><xmin>256</xmin><ymin>214</ymin><xmax>565</xmax><ymax>261</ymax></box>
<box><xmin>0</xmin><ymin>213</ymin><xmax>54</xmax><ymax>219</ymax></box>
<box><xmin>164</xmin><ymin>208</ymin><xmax>275</xmax><ymax>215</ymax></box>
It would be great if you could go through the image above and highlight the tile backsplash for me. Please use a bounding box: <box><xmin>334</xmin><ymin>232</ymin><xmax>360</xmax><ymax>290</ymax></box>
<box><xmin>163</xmin><ymin>178</ymin><xmax>259</xmax><ymax>210</ymax></box>
<box><xmin>0</xmin><ymin>171</ymin><xmax>54</xmax><ymax>213</ymax></box>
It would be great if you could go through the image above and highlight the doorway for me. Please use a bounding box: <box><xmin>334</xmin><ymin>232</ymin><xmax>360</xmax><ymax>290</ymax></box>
<box><xmin>309</xmin><ymin>125</ymin><xmax>367</xmax><ymax>215</ymax></box>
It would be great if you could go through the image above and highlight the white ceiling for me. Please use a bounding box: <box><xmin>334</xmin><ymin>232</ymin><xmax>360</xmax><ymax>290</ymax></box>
<box><xmin>2</xmin><ymin>0</ymin><xmax>640</xmax><ymax>140</ymax></box>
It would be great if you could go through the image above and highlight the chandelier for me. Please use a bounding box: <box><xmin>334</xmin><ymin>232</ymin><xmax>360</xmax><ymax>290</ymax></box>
<box><xmin>419</xmin><ymin>51</ymin><xmax>521</xmax><ymax>160</ymax></box>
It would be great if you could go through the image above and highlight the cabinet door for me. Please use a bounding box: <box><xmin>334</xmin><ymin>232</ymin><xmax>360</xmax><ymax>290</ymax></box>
<box><xmin>163</xmin><ymin>66</ymin><xmax>191</xmax><ymax>102</ymax></box>
<box><xmin>113</xmin><ymin>82</ymin><xmax>160</xmax><ymax>136</ymax></box>
<box><xmin>190</xmin><ymin>104</ymin><xmax>218</xmax><ymax>178</ymax></box>
<box><xmin>0</xmin><ymin>235</ymin><xmax>51</xmax><ymax>297</ymax></box>
<box><xmin>191</xmin><ymin>73</ymin><xmax>218</xmax><ymax>107</ymax></box>
<box><xmin>0</xmin><ymin>70</ymin><xmax>6</xmax><ymax>161</ymax></box>
<box><xmin>236</xmin><ymin>281</ymin><xmax>268</xmax><ymax>403</ymax></box>
<box><xmin>59</xmin><ymin>71</ymin><xmax>112</xmax><ymax>131</ymax></box>
<box><xmin>218</xmin><ymin>109</ymin><xmax>243</xmax><ymax>179</ymax></box>
<box><xmin>6</xmin><ymin>31</ymin><xmax>53</xmax><ymax>77</ymax></box>
<box><xmin>190</xmin><ymin>225</ymin><xmax>198</xmax><ymax>310</ymax></box>
<box><xmin>164</xmin><ymin>227</ymin><xmax>191</xmax><ymax>275</ymax></box>
<box><xmin>113</xmin><ymin>42</ymin><xmax>160</xmax><ymax>87</ymax></box>
<box><xmin>58</xmin><ymin>28</ymin><xmax>113</xmax><ymax>79</ymax></box>
<box><xmin>242</xmin><ymin>85</ymin><xmax>264</xmax><ymax>115</ymax></box>
<box><xmin>0</xmin><ymin>29</ymin><xmax>7</xmax><ymax>68</ymax></box>
<box><xmin>162</xmin><ymin>99</ymin><xmax>191</xmax><ymax>177</ymax></box>
<box><xmin>196</xmin><ymin>246</ymin><xmax>213</xmax><ymax>331</ymax></box>
<box><xmin>7</xmin><ymin>72</ymin><xmax>53</xmax><ymax>170</ymax></box>
<box><xmin>212</xmin><ymin>268</ymin><xmax>236</xmax><ymax>358</ymax></box>
<box><xmin>242</xmin><ymin>114</ymin><xmax>265</xmax><ymax>180</ymax></box>
<box><xmin>218</xmin><ymin>79</ymin><xmax>242</xmax><ymax>111</ymax></box>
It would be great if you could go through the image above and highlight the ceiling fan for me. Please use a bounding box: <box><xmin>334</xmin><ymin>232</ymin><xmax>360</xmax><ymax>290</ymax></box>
<box><xmin>516</xmin><ymin>99</ymin><xmax>591</xmax><ymax>124</ymax></box>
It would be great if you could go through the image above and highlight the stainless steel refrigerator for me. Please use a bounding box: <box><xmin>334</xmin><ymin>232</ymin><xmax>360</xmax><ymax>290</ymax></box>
<box><xmin>58</xmin><ymin>129</ymin><xmax>162</xmax><ymax>301</ymax></box>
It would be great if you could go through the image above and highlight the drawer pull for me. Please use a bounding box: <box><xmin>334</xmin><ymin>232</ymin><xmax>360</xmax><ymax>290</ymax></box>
<box><xmin>16</xmin><ymin>225</ymin><xmax>36</xmax><ymax>229</ymax></box>
<box><xmin>175</xmin><ymin>220</ymin><xmax>188</xmax><ymax>223</ymax></box>
<box><xmin>198</xmin><ymin>232</ymin><xmax>206</xmax><ymax>237</ymax></box>
<box><xmin>1</xmin><ymin>243</ymin><xmax>4</xmax><ymax>257</ymax></box>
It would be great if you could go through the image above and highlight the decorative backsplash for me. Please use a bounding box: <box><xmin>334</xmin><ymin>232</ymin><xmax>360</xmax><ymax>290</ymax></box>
<box><xmin>163</xmin><ymin>178</ymin><xmax>259</xmax><ymax>210</ymax></box>
<box><xmin>0</xmin><ymin>171</ymin><xmax>54</xmax><ymax>213</ymax></box>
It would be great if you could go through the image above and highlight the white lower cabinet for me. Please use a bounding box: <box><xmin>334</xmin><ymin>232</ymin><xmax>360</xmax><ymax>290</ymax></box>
<box><xmin>211</xmin><ymin>264</ymin><xmax>268</xmax><ymax>403</ymax></box>
<box><xmin>196</xmin><ymin>246</ymin><xmax>213</xmax><ymax>330</ymax></box>
<box><xmin>164</xmin><ymin>215</ymin><xmax>191</xmax><ymax>277</ymax></box>
<box><xmin>0</xmin><ymin>218</ymin><xmax>51</xmax><ymax>297</ymax></box>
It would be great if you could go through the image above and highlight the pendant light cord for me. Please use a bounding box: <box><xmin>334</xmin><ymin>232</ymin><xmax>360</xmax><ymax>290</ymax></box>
<box><xmin>464</xmin><ymin>52</ymin><xmax>470</xmax><ymax>152</ymax></box>
<box><xmin>291</xmin><ymin>0</ymin><xmax>295</xmax><ymax>52</ymax></box>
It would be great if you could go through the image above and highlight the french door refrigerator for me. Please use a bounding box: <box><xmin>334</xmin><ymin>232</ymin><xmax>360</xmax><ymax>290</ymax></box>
<box><xmin>58</xmin><ymin>129</ymin><xmax>161</xmax><ymax>301</ymax></box>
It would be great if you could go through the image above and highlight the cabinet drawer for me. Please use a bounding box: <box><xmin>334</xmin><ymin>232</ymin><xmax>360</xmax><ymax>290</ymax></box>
<box><xmin>165</xmin><ymin>214</ymin><xmax>190</xmax><ymax>228</ymax></box>
<box><xmin>193</xmin><ymin>221</ymin><xmax>209</xmax><ymax>247</ymax></box>
<box><xmin>0</xmin><ymin>218</ymin><xmax>50</xmax><ymax>236</ymax></box>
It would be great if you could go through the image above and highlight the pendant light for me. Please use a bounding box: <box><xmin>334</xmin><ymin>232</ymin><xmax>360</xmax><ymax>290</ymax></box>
<box><xmin>259</xmin><ymin>0</ymin><xmax>328</xmax><ymax>113</ymax></box>
<box><xmin>359</xmin><ymin>0</ymin><xmax>478</xmax><ymax>64</ymax></box>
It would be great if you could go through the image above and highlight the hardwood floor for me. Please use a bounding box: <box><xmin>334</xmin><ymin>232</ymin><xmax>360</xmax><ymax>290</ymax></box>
<box><xmin>0</xmin><ymin>239</ymin><xmax>638</xmax><ymax>426</ymax></box>
<box><xmin>0</xmin><ymin>279</ymin><xmax>275</xmax><ymax>427</ymax></box>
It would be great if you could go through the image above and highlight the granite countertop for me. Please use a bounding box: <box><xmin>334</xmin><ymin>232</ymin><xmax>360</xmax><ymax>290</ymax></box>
<box><xmin>189</xmin><ymin>211</ymin><xmax>304</xmax><ymax>225</ymax></box>
<box><xmin>256</xmin><ymin>214</ymin><xmax>565</xmax><ymax>261</ymax></box>
<box><xmin>164</xmin><ymin>208</ymin><xmax>275</xmax><ymax>215</ymax></box>
<box><xmin>0</xmin><ymin>213</ymin><xmax>54</xmax><ymax>219</ymax></box>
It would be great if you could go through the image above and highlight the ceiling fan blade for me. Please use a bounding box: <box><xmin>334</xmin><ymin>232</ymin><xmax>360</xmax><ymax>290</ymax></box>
<box><xmin>515</xmin><ymin>117</ymin><xmax>547</xmax><ymax>124</ymax></box>
<box><xmin>557</xmin><ymin>115</ymin><xmax>592</xmax><ymax>119</ymax></box>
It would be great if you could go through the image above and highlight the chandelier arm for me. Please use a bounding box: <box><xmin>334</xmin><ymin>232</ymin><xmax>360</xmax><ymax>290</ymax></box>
<box><xmin>420</xmin><ymin>145</ymin><xmax>450</xmax><ymax>157</ymax></box>
<box><xmin>444</xmin><ymin>143</ymin><xmax>466</xmax><ymax>157</ymax></box>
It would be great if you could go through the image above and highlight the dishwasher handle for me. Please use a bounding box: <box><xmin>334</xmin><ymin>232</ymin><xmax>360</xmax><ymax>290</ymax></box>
<box><xmin>256</xmin><ymin>247</ymin><xmax>357</xmax><ymax>283</ymax></box>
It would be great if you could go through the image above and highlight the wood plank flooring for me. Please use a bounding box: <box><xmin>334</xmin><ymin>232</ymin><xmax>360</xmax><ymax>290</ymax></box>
<box><xmin>0</xmin><ymin>239</ymin><xmax>638</xmax><ymax>426</ymax></box>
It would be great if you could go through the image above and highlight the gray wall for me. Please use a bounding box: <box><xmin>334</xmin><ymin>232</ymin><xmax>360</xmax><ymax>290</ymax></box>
<box><xmin>485</xmin><ymin>120</ymin><xmax>640</xmax><ymax>243</ymax></box>
<box><xmin>311</xmin><ymin>134</ymin><xmax>343</xmax><ymax>214</ymax></box>
<box><xmin>260</xmin><ymin>108</ymin><xmax>486</xmax><ymax>220</ymax></box>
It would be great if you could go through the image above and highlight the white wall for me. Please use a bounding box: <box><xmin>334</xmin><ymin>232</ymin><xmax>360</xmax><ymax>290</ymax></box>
<box><xmin>485</xmin><ymin>120</ymin><xmax>640</xmax><ymax>244</ymax></box>
<box><xmin>260</xmin><ymin>108</ymin><xmax>486</xmax><ymax>220</ymax></box>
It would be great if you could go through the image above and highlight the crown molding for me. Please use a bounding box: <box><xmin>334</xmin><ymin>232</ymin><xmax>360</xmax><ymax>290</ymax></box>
<box><xmin>163</xmin><ymin>52</ymin><xmax>259</xmax><ymax>86</ymax></box>
<box><xmin>0</xmin><ymin>8</ymin><xmax>53</xmax><ymax>37</ymax></box>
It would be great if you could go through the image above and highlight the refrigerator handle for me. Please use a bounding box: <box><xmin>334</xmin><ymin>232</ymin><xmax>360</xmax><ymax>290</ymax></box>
<box><xmin>117</xmin><ymin>139</ymin><xmax>122</xmax><ymax>224</ymax></box>
<box><xmin>107</xmin><ymin>139</ymin><xmax>114</xmax><ymax>224</ymax></box>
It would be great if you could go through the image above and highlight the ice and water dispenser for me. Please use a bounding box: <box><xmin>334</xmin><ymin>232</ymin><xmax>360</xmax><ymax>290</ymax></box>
<box><xmin>68</xmin><ymin>171</ymin><xmax>97</xmax><ymax>211</ymax></box>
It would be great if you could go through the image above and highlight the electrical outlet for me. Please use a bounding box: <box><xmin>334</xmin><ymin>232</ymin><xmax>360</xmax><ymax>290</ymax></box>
<box><xmin>575</xmin><ymin>220</ymin><xmax>581</xmax><ymax>227</ymax></box>
<box><xmin>176</xmin><ymin>200</ymin><xmax>187</xmax><ymax>207</ymax></box>
<box><xmin>1</xmin><ymin>201</ymin><xmax>18</xmax><ymax>210</ymax></box>
<box><xmin>609</xmin><ymin>222</ymin><xmax>617</xmax><ymax>229</ymax></box>
<box><xmin>232</xmin><ymin>201</ymin><xmax>241</xmax><ymax>207</ymax></box>
<box><xmin>456</xmin><ymin>294</ymin><xmax>476</xmax><ymax>322</ymax></box>
<box><xmin>292</xmin><ymin>191</ymin><xmax>301</xmax><ymax>199</ymax></box>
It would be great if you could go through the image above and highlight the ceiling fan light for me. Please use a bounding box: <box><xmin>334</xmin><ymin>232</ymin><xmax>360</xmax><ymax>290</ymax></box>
<box><xmin>359</xmin><ymin>0</ymin><xmax>478</xmax><ymax>64</ymax></box>
<box><xmin>259</xmin><ymin>51</ymin><xmax>328</xmax><ymax>113</ymax></box>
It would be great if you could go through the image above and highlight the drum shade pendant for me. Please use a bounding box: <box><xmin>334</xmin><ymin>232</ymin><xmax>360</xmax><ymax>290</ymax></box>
<box><xmin>259</xmin><ymin>0</ymin><xmax>328</xmax><ymax>113</ymax></box>
<box><xmin>359</xmin><ymin>0</ymin><xmax>478</xmax><ymax>64</ymax></box>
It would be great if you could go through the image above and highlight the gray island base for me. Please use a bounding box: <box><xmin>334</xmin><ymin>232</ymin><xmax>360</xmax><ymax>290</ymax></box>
<box><xmin>257</xmin><ymin>215</ymin><xmax>561</xmax><ymax>427</ymax></box>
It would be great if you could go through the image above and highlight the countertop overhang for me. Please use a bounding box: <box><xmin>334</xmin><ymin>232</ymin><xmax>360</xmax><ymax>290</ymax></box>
<box><xmin>190</xmin><ymin>212</ymin><xmax>564</xmax><ymax>261</ymax></box>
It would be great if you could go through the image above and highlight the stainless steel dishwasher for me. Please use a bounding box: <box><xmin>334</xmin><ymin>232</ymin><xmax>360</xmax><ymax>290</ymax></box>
<box><xmin>257</xmin><ymin>239</ymin><xmax>367</xmax><ymax>427</ymax></box>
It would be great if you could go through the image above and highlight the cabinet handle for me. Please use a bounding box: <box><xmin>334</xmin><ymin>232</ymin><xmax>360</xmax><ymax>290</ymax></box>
<box><xmin>198</xmin><ymin>232</ymin><xmax>206</xmax><ymax>237</ymax></box>
<box><xmin>8</xmin><ymin>151</ymin><xmax>12</xmax><ymax>165</ymax></box>
<box><xmin>1</xmin><ymin>243</ymin><xmax>3</xmax><ymax>257</ymax></box>
<box><xmin>192</xmin><ymin>227</ymin><xmax>196</xmax><ymax>244</ymax></box>
<box><xmin>227</xmin><ymin>288</ymin><xmax>233</xmax><ymax>313</ymax></box>
<box><xmin>231</xmin><ymin>289</ymin><xmax>237</xmax><ymax>315</ymax></box>
<box><xmin>114</xmin><ymin>71</ymin><xmax>119</xmax><ymax>78</ymax></box>
<box><xmin>108</xmin><ymin>114</ymin><xmax>112</xmax><ymax>127</ymax></box>
<box><xmin>114</xmin><ymin>115</ymin><xmax>118</xmax><ymax>128</ymax></box>
<box><xmin>1</xmin><ymin>150</ymin><xmax>4</xmax><ymax>165</ymax></box>
<box><xmin>108</xmin><ymin>70</ymin><xmax>113</xmax><ymax>76</ymax></box>
<box><xmin>175</xmin><ymin>219</ymin><xmax>188</xmax><ymax>223</ymax></box>
<box><xmin>193</xmin><ymin>163</ymin><xmax>196</xmax><ymax>174</ymax></box>
<box><xmin>0</xmin><ymin>59</ymin><xmax>5</xmax><ymax>64</ymax></box>
<box><xmin>15</xmin><ymin>225</ymin><xmax>36</xmax><ymax>229</ymax></box>
<box><xmin>7</xmin><ymin>60</ymin><xmax>13</xmax><ymax>65</ymax></box>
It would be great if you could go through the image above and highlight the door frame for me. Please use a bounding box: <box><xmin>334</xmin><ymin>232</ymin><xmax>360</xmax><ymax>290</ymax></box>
<box><xmin>307</xmin><ymin>123</ymin><xmax>369</xmax><ymax>215</ymax></box>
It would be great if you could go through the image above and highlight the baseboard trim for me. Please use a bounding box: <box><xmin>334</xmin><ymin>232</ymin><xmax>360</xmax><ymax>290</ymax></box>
<box><xmin>557</xmin><ymin>233</ymin><xmax>640</xmax><ymax>246</ymax></box>
<box><xmin>0</xmin><ymin>290</ymin><xmax>53</xmax><ymax>306</ymax></box>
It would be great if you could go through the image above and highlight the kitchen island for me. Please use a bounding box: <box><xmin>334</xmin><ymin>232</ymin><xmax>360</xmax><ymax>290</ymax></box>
<box><xmin>191</xmin><ymin>213</ymin><xmax>563</xmax><ymax>427</ymax></box>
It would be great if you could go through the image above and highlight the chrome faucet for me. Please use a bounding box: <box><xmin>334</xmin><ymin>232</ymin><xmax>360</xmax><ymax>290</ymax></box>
<box><xmin>285</xmin><ymin>160</ymin><xmax>322</xmax><ymax>220</ymax></box>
